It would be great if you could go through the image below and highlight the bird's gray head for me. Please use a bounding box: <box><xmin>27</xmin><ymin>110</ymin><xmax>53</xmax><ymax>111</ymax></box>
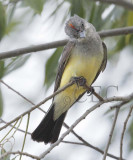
<box><xmin>65</xmin><ymin>15</ymin><xmax>96</xmax><ymax>39</ymax></box>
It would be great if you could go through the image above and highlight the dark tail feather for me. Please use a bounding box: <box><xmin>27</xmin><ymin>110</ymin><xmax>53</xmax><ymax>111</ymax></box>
<box><xmin>31</xmin><ymin>104</ymin><xmax>66</xmax><ymax>144</ymax></box>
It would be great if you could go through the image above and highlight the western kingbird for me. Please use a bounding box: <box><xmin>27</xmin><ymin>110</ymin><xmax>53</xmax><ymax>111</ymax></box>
<box><xmin>31</xmin><ymin>15</ymin><xmax>107</xmax><ymax>144</ymax></box>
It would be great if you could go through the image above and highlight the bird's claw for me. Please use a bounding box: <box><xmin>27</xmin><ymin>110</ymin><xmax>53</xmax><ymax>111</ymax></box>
<box><xmin>70</xmin><ymin>76</ymin><xmax>86</xmax><ymax>87</ymax></box>
<box><xmin>87</xmin><ymin>86</ymin><xmax>94</xmax><ymax>96</ymax></box>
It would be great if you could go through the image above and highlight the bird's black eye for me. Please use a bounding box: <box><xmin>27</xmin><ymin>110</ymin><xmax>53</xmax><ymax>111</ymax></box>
<box><xmin>81</xmin><ymin>23</ymin><xmax>84</xmax><ymax>29</ymax></box>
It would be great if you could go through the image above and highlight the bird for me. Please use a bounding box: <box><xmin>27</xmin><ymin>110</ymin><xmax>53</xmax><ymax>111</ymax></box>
<box><xmin>31</xmin><ymin>14</ymin><xmax>107</xmax><ymax>144</ymax></box>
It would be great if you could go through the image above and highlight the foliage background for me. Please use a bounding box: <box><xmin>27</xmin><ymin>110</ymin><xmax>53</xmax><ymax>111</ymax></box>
<box><xmin>0</xmin><ymin>0</ymin><xmax>133</xmax><ymax>159</ymax></box>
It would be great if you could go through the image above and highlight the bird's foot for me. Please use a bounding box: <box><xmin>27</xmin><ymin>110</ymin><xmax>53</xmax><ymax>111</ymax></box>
<box><xmin>87</xmin><ymin>86</ymin><xmax>94</xmax><ymax>96</ymax></box>
<box><xmin>70</xmin><ymin>76</ymin><xmax>86</xmax><ymax>87</ymax></box>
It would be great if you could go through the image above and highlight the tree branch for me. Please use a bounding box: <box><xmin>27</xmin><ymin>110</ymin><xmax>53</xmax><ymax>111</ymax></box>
<box><xmin>64</xmin><ymin>123</ymin><xmax>124</xmax><ymax>160</ymax></box>
<box><xmin>0</xmin><ymin>151</ymin><xmax>40</xmax><ymax>160</ymax></box>
<box><xmin>0</xmin><ymin>26</ymin><xmax>133</xmax><ymax>59</ymax></box>
<box><xmin>0</xmin><ymin>79</ymin><xmax>133</xmax><ymax>159</ymax></box>
<box><xmin>39</xmin><ymin>94</ymin><xmax>133</xmax><ymax>159</ymax></box>
<box><xmin>0</xmin><ymin>118</ymin><xmax>31</xmax><ymax>135</ymax></box>
<box><xmin>120</xmin><ymin>105</ymin><xmax>133</xmax><ymax>160</ymax></box>
<box><xmin>0</xmin><ymin>79</ymin><xmax>118</xmax><ymax>159</ymax></box>
<box><xmin>93</xmin><ymin>0</ymin><xmax>133</xmax><ymax>11</ymax></box>
<box><xmin>0</xmin><ymin>81</ymin><xmax>74</xmax><ymax>131</ymax></box>
<box><xmin>0</xmin><ymin>79</ymin><xmax>45</xmax><ymax>113</ymax></box>
<box><xmin>102</xmin><ymin>107</ymin><xmax>120</xmax><ymax>160</ymax></box>
<box><xmin>0</xmin><ymin>83</ymin><xmax>133</xmax><ymax>132</ymax></box>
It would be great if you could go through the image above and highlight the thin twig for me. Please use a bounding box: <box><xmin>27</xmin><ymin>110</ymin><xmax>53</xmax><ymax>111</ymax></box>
<box><xmin>0</xmin><ymin>79</ymin><xmax>45</xmax><ymax>113</ymax></box>
<box><xmin>0</xmin><ymin>81</ymin><xmax>74</xmax><ymax>131</ymax></box>
<box><xmin>93</xmin><ymin>0</ymin><xmax>133</xmax><ymax>11</ymax></box>
<box><xmin>0</xmin><ymin>90</ymin><xmax>133</xmax><ymax>132</ymax></box>
<box><xmin>110</xmin><ymin>101</ymin><xmax>129</xmax><ymax>110</ymax></box>
<box><xmin>0</xmin><ymin>118</ymin><xmax>31</xmax><ymax>135</ymax></box>
<box><xmin>102</xmin><ymin>108</ymin><xmax>120</xmax><ymax>160</ymax></box>
<box><xmin>39</xmin><ymin>99</ymin><xmax>126</xmax><ymax>159</ymax></box>
<box><xmin>64</xmin><ymin>123</ymin><xmax>124</xmax><ymax>160</ymax></box>
<box><xmin>0</xmin><ymin>27</ymin><xmax>133</xmax><ymax>59</ymax></box>
<box><xmin>62</xmin><ymin>140</ymin><xmax>84</xmax><ymax>145</ymax></box>
<box><xmin>0</xmin><ymin>118</ymin><xmax>123</xmax><ymax>160</ymax></box>
<box><xmin>20</xmin><ymin>114</ymin><xmax>30</xmax><ymax>160</ymax></box>
<box><xmin>0</xmin><ymin>79</ymin><xmax>117</xmax><ymax>159</ymax></box>
<box><xmin>120</xmin><ymin>106</ymin><xmax>133</xmax><ymax>160</ymax></box>
<box><xmin>0</xmin><ymin>120</ymin><xmax>18</xmax><ymax>143</ymax></box>
<box><xmin>0</xmin><ymin>151</ymin><xmax>40</xmax><ymax>160</ymax></box>
<box><xmin>2</xmin><ymin>80</ymin><xmax>133</xmax><ymax>159</ymax></box>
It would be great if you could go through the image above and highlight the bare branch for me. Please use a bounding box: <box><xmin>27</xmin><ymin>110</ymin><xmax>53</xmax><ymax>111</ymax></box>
<box><xmin>0</xmin><ymin>118</ymin><xmax>31</xmax><ymax>135</ymax></box>
<box><xmin>0</xmin><ymin>118</ymin><xmax>124</xmax><ymax>160</ymax></box>
<box><xmin>62</xmin><ymin>140</ymin><xmax>84</xmax><ymax>146</ymax></box>
<box><xmin>0</xmin><ymin>79</ymin><xmax>46</xmax><ymax>113</ymax></box>
<box><xmin>0</xmin><ymin>27</ymin><xmax>133</xmax><ymax>59</ymax></box>
<box><xmin>0</xmin><ymin>80</ymin><xmax>133</xmax><ymax>159</ymax></box>
<box><xmin>0</xmin><ymin>151</ymin><xmax>40</xmax><ymax>160</ymax></box>
<box><xmin>0</xmin><ymin>39</ymin><xmax>67</xmax><ymax>60</ymax></box>
<box><xmin>120</xmin><ymin>105</ymin><xmax>133</xmax><ymax>160</ymax></box>
<box><xmin>102</xmin><ymin>108</ymin><xmax>120</xmax><ymax>160</ymax></box>
<box><xmin>93</xmin><ymin>0</ymin><xmax>133</xmax><ymax>11</ymax></box>
<box><xmin>0</xmin><ymin>84</ymin><xmax>133</xmax><ymax>131</ymax></box>
<box><xmin>0</xmin><ymin>80</ymin><xmax>35</xmax><ymax>105</ymax></box>
<box><xmin>110</xmin><ymin>101</ymin><xmax>129</xmax><ymax>110</ymax></box>
<box><xmin>64</xmin><ymin>123</ymin><xmax>124</xmax><ymax>160</ymax></box>
<box><xmin>20</xmin><ymin>114</ymin><xmax>30</xmax><ymax>160</ymax></box>
<box><xmin>0</xmin><ymin>79</ymin><xmax>114</xmax><ymax>159</ymax></box>
<box><xmin>0</xmin><ymin>81</ymin><xmax>74</xmax><ymax>131</ymax></box>
<box><xmin>39</xmin><ymin>96</ymin><xmax>131</xmax><ymax>159</ymax></box>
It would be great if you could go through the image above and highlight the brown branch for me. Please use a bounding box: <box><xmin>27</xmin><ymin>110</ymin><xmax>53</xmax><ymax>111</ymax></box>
<box><xmin>0</xmin><ymin>79</ymin><xmax>132</xmax><ymax>159</ymax></box>
<box><xmin>0</xmin><ymin>79</ymin><xmax>115</xmax><ymax>159</ymax></box>
<box><xmin>0</xmin><ymin>39</ymin><xmax>67</xmax><ymax>60</ymax></box>
<box><xmin>93</xmin><ymin>0</ymin><xmax>133</xmax><ymax>11</ymax></box>
<box><xmin>0</xmin><ymin>151</ymin><xmax>40</xmax><ymax>160</ymax></box>
<box><xmin>0</xmin><ymin>118</ymin><xmax>124</xmax><ymax>160</ymax></box>
<box><xmin>39</xmin><ymin>94</ymin><xmax>133</xmax><ymax>159</ymax></box>
<box><xmin>64</xmin><ymin>123</ymin><xmax>124</xmax><ymax>160</ymax></box>
<box><xmin>120</xmin><ymin>105</ymin><xmax>133</xmax><ymax>160</ymax></box>
<box><xmin>110</xmin><ymin>101</ymin><xmax>129</xmax><ymax>110</ymax></box>
<box><xmin>0</xmin><ymin>86</ymin><xmax>133</xmax><ymax>131</ymax></box>
<box><xmin>0</xmin><ymin>118</ymin><xmax>31</xmax><ymax>135</ymax></box>
<box><xmin>0</xmin><ymin>81</ymin><xmax>74</xmax><ymax>131</ymax></box>
<box><xmin>0</xmin><ymin>79</ymin><xmax>45</xmax><ymax>113</ymax></box>
<box><xmin>0</xmin><ymin>27</ymin><xmax>133</xmax><ymax>59</ymax></box>
<box><xmin>102</xmin><ymin>108</ymin><xmax>120</xmax><ymax>160</ymax></box>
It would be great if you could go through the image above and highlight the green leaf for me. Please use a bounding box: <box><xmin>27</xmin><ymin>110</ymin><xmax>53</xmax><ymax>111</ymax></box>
<box><xmin>125</xmin><ymin>11</ymin><xmax>133</xmax><ymax>44</ymax></box>
<box><xmin>44</xmin><ymin>47</ymin><xmax>62</xmax><ymax>89</ymax></box>
<box><xmin>0</xmin><ymin>87</ymin><xmax>3</xmax><ymax>117</ymax></box>
<box><xmin>24</xmin><ymin>0</ymin><xmax>45</xmax><ymax>14</ymax></box>
<box><xmin>69</xmin><ymin>0</ymin><xmax>85</xmax><ymax>17</ymax></box>
<box><xmin>0</xmin><ymin>60</ymin><xmax>5</xmax><ymax>79</ymax></box>
<box><xmin>0</xmin><ymin>2</ymin><xmax>6</xmax><ymax>40</ymax></box>
<box><xmin>4</xmin><ymin>55</ymin><xmax>31</xmax><ymax>76</ymax></box>
<box><xmin>5</xmin><ymin>20</ymin><xmax>20</xmax><ymax>35</ymax></box>
<box><xmin>128</xmin><ymin>120</ymin><xmax>133</xmax><ymax>151</ymax></box>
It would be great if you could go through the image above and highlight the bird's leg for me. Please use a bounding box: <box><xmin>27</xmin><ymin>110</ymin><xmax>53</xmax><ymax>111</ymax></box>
<box><xmin>70</xmin><ymin>76</ymin><xmax>86</xmax><ymax>87</ymax></box>
<box><xmin>70</xmin><ymin>76</ymin><xmax>104</xmax><ymax>101</ymax></box>
<box><xmin>84</xmin><ymin>84</ymin><xmax>104</xmax><ymax>101</ymax></box>
<box><xmin>86</xmin><ymin>86</ymin><xmax>94</xmax><ymax>96</ymax></box>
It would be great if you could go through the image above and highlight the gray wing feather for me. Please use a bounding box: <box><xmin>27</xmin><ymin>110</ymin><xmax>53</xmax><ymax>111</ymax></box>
<box><xmin>92</xmin><ymin>42</ymin><xmax>107</xmax><ymax>84</ymax></box>
<box><xmin>101</xmin><ymin>42</ymin><xmax>107</xmax><ymax>72</ymax></box>
<box><xmin>54</xmin><ymin>41</ymin><xmax>75</xmax><ymax>91</ymax></box>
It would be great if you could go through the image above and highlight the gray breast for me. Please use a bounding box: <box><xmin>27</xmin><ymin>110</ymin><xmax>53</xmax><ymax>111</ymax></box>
<box><xmin>75</xmin><ymin>33</ymin><xmax>103</xmax><ymax>56</ymax></box>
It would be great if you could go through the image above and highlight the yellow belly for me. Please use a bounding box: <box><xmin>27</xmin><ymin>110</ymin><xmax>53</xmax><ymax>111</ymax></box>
<box><xmin>53</xmin><ymin>52</ymin><xmax>103</xmax><ymax>120</ymax></box>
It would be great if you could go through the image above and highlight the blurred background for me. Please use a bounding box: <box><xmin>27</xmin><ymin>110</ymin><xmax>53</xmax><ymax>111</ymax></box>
<box><xmin>0</xmin><ymin>0</ymin><xmax>133</xmax><ymax>159</ymax></box>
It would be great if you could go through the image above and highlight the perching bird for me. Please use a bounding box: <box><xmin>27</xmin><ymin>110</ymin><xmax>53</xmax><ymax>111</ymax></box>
<box><xmin>31</xmin><ymin>15</ymin><xmax>107</xmax><ymax>144</ymax></box>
